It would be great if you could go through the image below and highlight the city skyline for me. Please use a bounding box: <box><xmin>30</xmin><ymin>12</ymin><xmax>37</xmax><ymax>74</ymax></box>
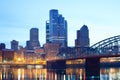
<box><xmin>0</xmin><ymin>0</ymin><xmax>120</xmax><ymax>48</ymax></box>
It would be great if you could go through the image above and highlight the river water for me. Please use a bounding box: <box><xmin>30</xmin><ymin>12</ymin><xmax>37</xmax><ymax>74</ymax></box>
<box><xmin>0</xmin><ymin>66</ymin><xmax>120</xmax><ymax>80</ymax></box>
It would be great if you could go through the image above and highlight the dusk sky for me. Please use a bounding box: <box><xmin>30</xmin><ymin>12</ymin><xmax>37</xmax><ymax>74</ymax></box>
<box><xmin>0</xmin><ymin>0</ymin><xmax>120</xmax><ymax>48</ymax></box>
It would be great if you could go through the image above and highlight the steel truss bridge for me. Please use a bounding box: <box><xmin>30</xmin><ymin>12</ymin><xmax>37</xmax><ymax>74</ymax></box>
<box><xmin>47</xmin><ymin>35</ymin><xmax>120</xmax><ymax>79</ymax></box>
<box><xmin>58</xmin><ymin>35</ymin><xmax>120</xmax><ymax>60</ymax></box>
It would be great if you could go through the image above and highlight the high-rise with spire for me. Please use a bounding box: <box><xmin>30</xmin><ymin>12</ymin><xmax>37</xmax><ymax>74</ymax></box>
<box><xmin>46</xmin><ymin>9</ymin><xmax>67</xmax><ymax>47</ymax></box>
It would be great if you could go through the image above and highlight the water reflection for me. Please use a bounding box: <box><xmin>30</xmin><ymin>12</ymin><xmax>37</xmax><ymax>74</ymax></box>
<box><xmin>0</xmin><ymin>67</ymin><xmax>120</xmax><ymax>80</ymax></box>
<box><xmin>66</xmin><ymin>68</ymin><xmax>86</xmax><ymax>80</ymax></box>
<box><xmin>101</xmin><ymin>68</ymin><xmax>120</xmax><ymax>80</ymax></box>
<box><xmin>0</xmin><ymin>67</ymin><xmax>46</xmax><ymax>80</ymax></box>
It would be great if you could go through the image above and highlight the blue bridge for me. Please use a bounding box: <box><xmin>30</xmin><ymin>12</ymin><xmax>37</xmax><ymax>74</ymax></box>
<box><xmin>47</xmin><ymin>35</ymin><xmax>120</xmax><ymax>80</ymax></box>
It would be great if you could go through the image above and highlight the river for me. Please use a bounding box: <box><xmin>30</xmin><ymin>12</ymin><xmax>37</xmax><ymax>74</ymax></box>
<box><xmin>0</xmin><ymin>66</ymin><xmax>120</xmax><ymax>80</ymax></box>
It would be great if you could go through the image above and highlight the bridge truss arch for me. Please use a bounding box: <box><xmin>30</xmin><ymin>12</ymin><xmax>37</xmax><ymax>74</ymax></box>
<box><xmin>91</xmin><ymin>35</ymin><xmax>120</xmax><ymax>54</ymax></box>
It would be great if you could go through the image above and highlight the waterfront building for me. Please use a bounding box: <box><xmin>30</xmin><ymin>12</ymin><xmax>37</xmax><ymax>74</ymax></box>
<box><xmin>0</xmin><ymin>50</ymin><xmax>2</xmax><ymax>62</ymax></box>
<box><xmin>26</xmin><ymin>28</ymin><xmax>40</xmax><ymax>50</ymax></box>
<box><xmin>34</xmin><ymin>47</ymin><xmax>45</xmax><ymax>54</ymax></box>
<box><xmin>2</xmin><ymin>49</ymin><xmax>15</xmax><ymax>62</ymax></box>
<box><xmin>24</xmin><ymin>47</ymin><xmax>46</xmax><ymax>64</ymax></box>
<box><xmin>44</xmin><ymin>43</ymin><xmax>60</xmax><ymax>60</ymax></box>
<box><xmin>46</xmin><ymin>9</ymin><xmax>68</xmax><ymax>47</ymax></box>
<box><xmin>75</xmin><ymin>25</ymin><xmax>90</xmax><ymax>47</ymax></box>
<box><xmin>11</xmin><ymin>40</ymin><xmax>19</xmax><ymax>50</ymax></box>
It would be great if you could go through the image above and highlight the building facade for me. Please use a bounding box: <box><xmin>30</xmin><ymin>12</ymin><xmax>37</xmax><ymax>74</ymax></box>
<box><xmin>46</xmin><ymin>9</ymin><xmax>67</xmax><ymax>47</ymax></box>
<box><xmin>11</xmin><ymin>40</ymin><xmax>18</xmax><ymax>50</ymax></box>
<box><xmin>75</xmin><ymin>25</ymin><xmax>90</xmax><ymax>47</ymax></box>
<box><xmin>44</xmin><ymin>43</ymin><xmax>60</xmax><ymax>60</ymax></box>
<box><xmin>2</xmin><ymin>49</ymin><xmax>15</xmax><ymax>62</ymax></box>
<box><xmin>46</xmin><ymin>20</ymin><xmax>50</xmax><ymax>43</ymax></box>
<box><xmin>26</xmin><ymin>28</ymin><xmax>40</xmax><ymax>50</ymax></box>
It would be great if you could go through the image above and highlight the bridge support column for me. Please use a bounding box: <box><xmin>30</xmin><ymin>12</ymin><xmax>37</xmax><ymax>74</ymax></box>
<box><xmin>85</xmin><ymin>57</ymin><xmax>100</xmax><ymax>80</ymax></box>
<box><xmin>47</xmin><ymin>60</ymin><xmax>66</xmax><ymax>69</ymax></box>
<box><xmin>47</xmin><ymin>60</ymin><xmax>66</xmax><ymax>74</ymax></box>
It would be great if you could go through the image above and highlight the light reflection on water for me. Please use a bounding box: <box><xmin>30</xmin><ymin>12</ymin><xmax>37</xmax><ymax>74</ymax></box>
<box><xmin>101</xmin><ymin>68</ymin><xmax>120</xmax><ymax>80</ymax></box>
<box><xmin>0</xmin><ymin>67</ymin><xmax>120</xmax><ymax>80</ymax></box>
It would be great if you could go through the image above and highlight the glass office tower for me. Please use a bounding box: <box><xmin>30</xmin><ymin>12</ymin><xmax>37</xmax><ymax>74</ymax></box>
<box><xmin>46</xmin><ymin>9</ymin><xmax>67</xmax><ymax>47</ymax></box>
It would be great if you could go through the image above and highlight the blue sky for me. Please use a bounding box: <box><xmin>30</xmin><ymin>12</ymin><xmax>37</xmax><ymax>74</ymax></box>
<box><xmin>0</xmin><ymin>0</ymin><xmax>120</xmax><ymax>48</ymax></box>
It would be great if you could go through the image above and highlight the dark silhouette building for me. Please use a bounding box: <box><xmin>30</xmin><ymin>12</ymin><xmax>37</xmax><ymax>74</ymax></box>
<box><xmin>0</xmin><ymin>43</ymin><xmax>6</xmax><ymax>50</ymax></box>
<box><xmin>26</xmin><ymin>28</ymin><xmax>40</xmax><ymax>50</ymax></box>
<box><xmin>46</xmin><ymin>9</ymin><xmax>68</xmax><ymax>47</ymax></box>
<box><xmin>11</xmin><ymin>40</ymin><xmax>18</xmax><ymax>50</ymax></box>
<box><xmin>75</xmin><ymin>25</ymin><xmax>90</xmax><ymax>47</ymax></box>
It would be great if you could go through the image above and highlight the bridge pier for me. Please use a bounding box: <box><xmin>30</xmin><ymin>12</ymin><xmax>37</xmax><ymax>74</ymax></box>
<box><xmin>47</xmin><ymin>60</ymin><xmax>66</xmax><ymax>74</ymax></box>
<box><xmin>47</xmin><ymin>60</ymin><xmax>66</xmax><ymax>69</ymax></box>
<box><xmin>85</xmin><ymin>57</ymin><xmax>100</xmax><ymax>80</ymax></box>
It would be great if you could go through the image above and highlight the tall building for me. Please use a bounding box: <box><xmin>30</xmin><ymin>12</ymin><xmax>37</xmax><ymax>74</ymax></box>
<box><xmin>11</xmin><ymin>40</ymin><xmax>19</xmax><ymax>50</ymax></box>
<box><xmin>46</xmin><ymin>20</ymin><xmax>50</xmax><ymax>43</ymax></box>
<box><xmin>30</xmin><ymin>28</ymin><xmax>39</xmax><ymax>41</ymax></box>
<box><xmin>26</xmin><ymin>28</ymin><xmax>40</xmax><ymax>50</ymax></box>
<box><xmin>75</xmin><ymin>25</ymin><xmax>90</xmax><ymax>47</ymax></box>
<box><xmin>46</xmin><ymin>9</ymin><xmax>68</xmax><ymax>47</ymax></box>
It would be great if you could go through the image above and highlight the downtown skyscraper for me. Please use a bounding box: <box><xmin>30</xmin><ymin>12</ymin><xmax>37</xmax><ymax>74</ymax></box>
<box><xmin>11</xmin><ymin>40</ymin><xmax>18</xmax><ymax>50</ymax></box>
<box><xmin>46</xmin><ymin>9</ymin><xmax>67</xmax><ymax>47</ymax></box>
<box><xmin>75</xmin><ymin>25</ymin><xmax>90</xmax><ymax>47</ymax></box>
<box><xmin>26</xmin><ymin>28</ymin><xmax>40</xmax><ymax>50</ymax></box>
